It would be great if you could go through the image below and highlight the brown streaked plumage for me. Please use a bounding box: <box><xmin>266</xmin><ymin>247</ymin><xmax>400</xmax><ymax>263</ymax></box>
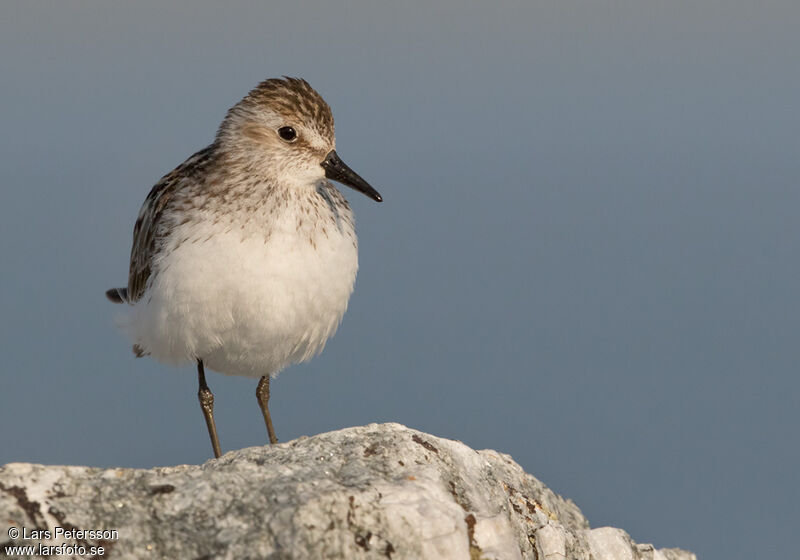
<box><xmin>105</xmin><ymin>77</ymin><xmax>382</xmax><ymax>459</ymax></box>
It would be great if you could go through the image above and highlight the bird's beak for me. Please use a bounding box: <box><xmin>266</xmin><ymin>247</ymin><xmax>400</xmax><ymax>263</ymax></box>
<box><xmin>321</xmin><ymin>150</ymin><xmax>382</xmax><ymax>202</ymax></box>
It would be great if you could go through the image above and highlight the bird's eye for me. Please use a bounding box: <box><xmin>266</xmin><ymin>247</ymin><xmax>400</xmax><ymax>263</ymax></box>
<box><xmin>278</xmin><ymin>126</ymin><xmax>297</xmax><ymax>142</ymax></box>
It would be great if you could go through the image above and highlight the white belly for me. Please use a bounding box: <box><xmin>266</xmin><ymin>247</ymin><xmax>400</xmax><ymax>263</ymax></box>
<box><xmin>122</xmin><ymin>219</ymin><xmax>358</xmax><ymax>378</ymax></box>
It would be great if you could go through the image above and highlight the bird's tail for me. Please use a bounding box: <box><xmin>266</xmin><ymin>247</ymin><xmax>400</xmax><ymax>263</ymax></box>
<box><xmin>105</xmin><ymin>287</ymin><xmax>129</xmax><ymax>304</ymax></box>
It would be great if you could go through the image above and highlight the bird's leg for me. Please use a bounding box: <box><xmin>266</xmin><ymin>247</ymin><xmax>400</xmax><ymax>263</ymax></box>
<box><xmin>256</xmin><ymin>376</ymin><xmax>278</xmax><ymax>444</ymax></box>
<box><xmin>197</xmin><ymin>360</ymin><xmax>222</xmax><ymax>458</ymax></box>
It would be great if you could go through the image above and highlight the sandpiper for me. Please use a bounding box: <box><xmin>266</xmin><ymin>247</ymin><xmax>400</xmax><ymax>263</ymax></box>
<box><xmin>106</xmin><ymin>77</ymin><xmax>381</xmax><ymax>458</ymax></box>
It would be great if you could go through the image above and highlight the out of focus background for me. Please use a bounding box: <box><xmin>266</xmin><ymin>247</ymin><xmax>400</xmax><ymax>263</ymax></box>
<box><xmin>2</xmin><ymin>2</ymin><xmax>797</xmax><ymax>558</ymax></box>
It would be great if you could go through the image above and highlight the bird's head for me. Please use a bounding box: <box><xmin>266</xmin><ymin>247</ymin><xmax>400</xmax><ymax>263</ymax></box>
<box><xmin>217</xmin><ymin>77</ymin><xmax>381</xmax><ymax>202</ymax></box>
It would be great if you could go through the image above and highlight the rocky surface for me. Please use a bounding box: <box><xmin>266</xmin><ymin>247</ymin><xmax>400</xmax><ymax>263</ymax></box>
<box><xmin>1</xmin><ymin>423</ymin><xmax>695</xmax><ymax>559</ymax></box>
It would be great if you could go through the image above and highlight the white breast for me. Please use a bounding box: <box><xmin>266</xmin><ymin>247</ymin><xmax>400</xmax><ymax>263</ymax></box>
<box><xmin>121</xmin><ymin>194</ymin><xmax>359</xmax><ymax>378</ymax></box>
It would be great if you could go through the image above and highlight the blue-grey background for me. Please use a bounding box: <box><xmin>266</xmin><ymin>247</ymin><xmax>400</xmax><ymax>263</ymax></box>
<box><xmin>1</xmin><ymin>2</ymin><xmax>797</xmax><ymax>558</ymax></box>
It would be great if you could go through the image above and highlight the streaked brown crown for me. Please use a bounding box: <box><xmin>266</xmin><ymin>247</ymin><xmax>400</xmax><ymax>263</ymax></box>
<box><xmin>222</xmin><ymin>77</ymin><xmax>334</xmax><ymax>142</ymax></box>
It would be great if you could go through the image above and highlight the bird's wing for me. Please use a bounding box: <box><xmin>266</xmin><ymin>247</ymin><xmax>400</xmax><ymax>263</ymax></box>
<box><xmin>127</xmin><ymin>172</ymin><xmax>180</xmax><ymax>303</ymax></box>
<box><xmin>127</xmin><ymin>146</ymin><xmax>214</xmax><ymax>303</ymax></box>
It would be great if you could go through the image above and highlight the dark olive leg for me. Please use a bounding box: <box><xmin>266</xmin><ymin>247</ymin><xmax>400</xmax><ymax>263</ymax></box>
<box><xmin>197</xmin><ymin>360</ymin><xmax>222</xmax><ymax>458</ymax></box>
<box><xmin>256</xmin><ymin>376</ymin><xmax>278</xmax><ymax>444</ymax></box>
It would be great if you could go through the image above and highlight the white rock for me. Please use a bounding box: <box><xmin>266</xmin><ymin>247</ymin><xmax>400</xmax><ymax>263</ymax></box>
<box><xmin>0</xmin><ymin>423</ymin><xmax>695</xmax><ymax>559</ymax></box>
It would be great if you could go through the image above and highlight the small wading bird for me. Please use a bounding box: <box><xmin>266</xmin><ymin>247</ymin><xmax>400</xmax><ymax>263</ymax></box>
<box><xmin>106</xmin><ymin>77</ymin><xmax>381</xmax><ymax>458</ymax></box>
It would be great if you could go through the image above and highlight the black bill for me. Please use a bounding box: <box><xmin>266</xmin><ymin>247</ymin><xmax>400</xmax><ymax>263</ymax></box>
<box><xmin>321</xmin><ymin>150</ymin><xmax>382</xmax><ymax>202</ymax></box>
